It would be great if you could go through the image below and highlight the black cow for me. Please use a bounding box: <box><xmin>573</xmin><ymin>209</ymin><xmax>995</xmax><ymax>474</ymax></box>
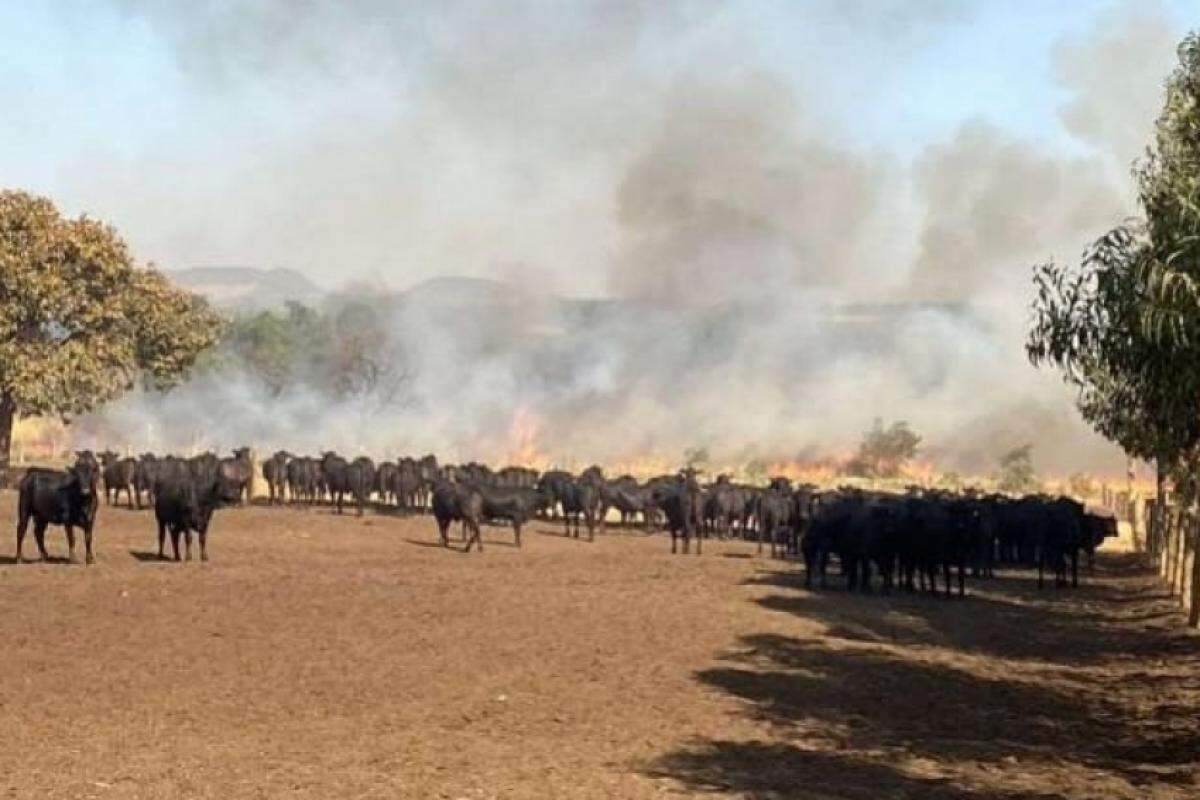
<box><xmin>475</xmin><ymin>484</ymin><xmax>546</xmax><ymax>547</ymax></box>
<box><xmin>16</xmin><ymin>455</ymin><xmax>100</xmax><ymax>564</ymax></box>
<box><xmin>657</xmin><ymin>472</ymin><xmax>704</xmax><ymax>554</ymax></box>
<box><xmin>755</xmin><ymin>488</ymin><xmax>794</xmax><ymax>558</ymax></box>
<box><xmin>559</xmin><ymin>478</ymin><xmax>600</xmax><ymax>541</ymax></box>
<box><xmin>153</xmin><ymin>467</ymin><xmax>244</xmax><ymax>561</ymax></box>
<box><xmin>218</xmin><ymin>447</ymin><xmax>254</xmax><ymax>504</ymax></box>
<box><xmin>134</xmin><ymin>453</ymin><xmax>160</xmax><ymax>509</ymax></box>
<box><xmin>100</xmin><ymin>451</ymin><xmax>138</xmax><ymax>508</ymax></box>
<box><xmin>321</xmin><ymin>452</ymin><xmax>370</xmax><ymax>515</ymax></box>
<box><xmin>432</xmin><ymin>480</ymin><xmax>484</xmax><ymax>551</ymax></box>
<box><xmin>262</xmin><ymin>451</ymin><xmax>291</xmax><ymax>505</ymax></box>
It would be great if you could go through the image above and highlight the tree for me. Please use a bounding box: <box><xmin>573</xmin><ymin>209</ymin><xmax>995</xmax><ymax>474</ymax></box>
<box><xmin>846</xmin><ymin>418</ymin><xmax>920</xmax><ymax>478</ymax></box>
<box><xmin>683</xmin><ymin>447</ymin><xmax>710</xmax><ymax>471</ymax></box>
<box><xmin>0</xmin><ymin>190</ymin><xmax>221</xmax><ymax>478</ymax></box>
<box><xmin>1028</xmin><ymin>33</ymin><xmax>1200</xmax><ymax>624</ymax></box>
<box><xmin>996</xmin><ymin>445</ymin><xmax>1038</xmax><ymax>495</ymax></box>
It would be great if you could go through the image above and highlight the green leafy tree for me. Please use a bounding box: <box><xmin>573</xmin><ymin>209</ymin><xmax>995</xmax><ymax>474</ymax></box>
<box><xmin>1028</xmin><ymin>34</ymin><xmax>1200</xmax><ymax>625</ymax></box>
<box><xmin>996</xmin><ymin>445</ymin><xmax>1039</xmax><ymax>495</ymax></box>
<box><xmin>847</xmin><ymin>418</ymin><xmax>921</xmax><ymax>478</ymax></box>
<box><xmin>0</xmin><ymin>189</ymin><xmax>221</xmax><ymax>477</ymax></box>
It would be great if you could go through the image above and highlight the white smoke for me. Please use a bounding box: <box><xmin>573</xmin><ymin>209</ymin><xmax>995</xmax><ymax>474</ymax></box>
<box><xmin>51</xmin><ymin>1</ymin><xmax>1190</xmax><ymax>476</ymax></box>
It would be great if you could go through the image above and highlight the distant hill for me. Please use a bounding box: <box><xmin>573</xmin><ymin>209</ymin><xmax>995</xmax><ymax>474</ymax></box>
<box><xmin>168</xmin><ymin>268</ymin><xmax>982</xmax><ymax>337</ymax></box>
<box><xmin>170</xmin><ymin>267</ymin><xmax>326</xmax><ymax>311</ymax></box>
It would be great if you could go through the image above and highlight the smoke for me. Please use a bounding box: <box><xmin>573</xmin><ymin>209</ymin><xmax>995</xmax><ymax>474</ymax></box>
<box><xmin>907</xmin><ymin>120</ymin><xmax>1126</xmax><ymax>302</ymax></box>
<box><xmin>48</xmin><ymin>1</ymin><xmax>1189</xmax><ymax>477</ymax></box>
<box><xmin>1052</xmin><ymin>0</ymin><xmax>1179</xmax><ymax>177</ymax></box>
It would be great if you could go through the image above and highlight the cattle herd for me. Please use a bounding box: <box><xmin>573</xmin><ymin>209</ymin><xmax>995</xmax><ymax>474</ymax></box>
<box><xmin>13</xmin><ymin>448</ymin><xmax>1118</xmax><ymax>598</ymax></box>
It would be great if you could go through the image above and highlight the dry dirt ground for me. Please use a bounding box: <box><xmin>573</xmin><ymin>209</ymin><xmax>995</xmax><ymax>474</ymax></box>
<box><xmin>0</xmin><ymin>493</ymin><xmax>1198</xmax><ymax>799</ymax></box>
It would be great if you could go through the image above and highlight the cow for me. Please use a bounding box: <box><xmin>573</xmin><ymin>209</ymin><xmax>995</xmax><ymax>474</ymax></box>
<box><xmin>536</xmin><ymin>470</ymin><xmax>574</xmax><ymax>519</ymax></box>
<box><xmin>153</xmin><ymin>466</ymin><xmax>244</xmax><ymax>561</ymax></box>
<box><xmin>1082</xmin><ymin>511</ymin><xmax>1118</xmax><ymax>569</ymax></box>
<box><xmin>755</xmin><ymin>488</ymin><xmax>794</xmax><ymax>558</ymax></box>
<box><xmin>560</xmin><ymin>478</ymin><xmax>600</xmax><ymax>541</ymax></box>
<box><xmin>262</xmin><ymin>450</ymin><xmax>292</xmax><ymax>505</ymax></box>
<box><xmin>15</xmin><ymin>454</ymin><xmax>100</xmax><ymax>564</ymax></box>
<box><xmin>287</xmin><ymin>456</ymin><xmax>318</xmax><ymax>505</ymax></box>
<box><xmin>100</xmin><ymin>450</ymin><xmax>138</xmax><ymax>508</ymax></box>
<box><xmin>134</xmin><ymin>453</ymin><xmax>161</xmax><ymax>509</ymax></box>
<box><xmin>376</xmin><ymin>460</ymin><xmax>399</xmax><ymax>505</ymax></box>
<box><xmin>188</xmin><ymin>452</ymin><xmax>220</xmax><ymax>483</ymax></box>
<box><xmin>432</xmin><ymin>480</ymin><xmax>484</xmax><ymax>551</ymax></box>
<box><xmin>218</xmin><ymin>447</ymin><xmax>254</xmax><ymax>504</ymax></box>
<box><xmin>657</xmin><ymin>471</ymin><xmax>704</xmax><ymax>554</ymax></box>
<box><xmin>474</xmin><ymin>484</ymin><xmax>547</xmax><ymax>547</ymax></box>
<box><xmin>321</xmin><ymin>452</ymin><xmax>369</xmax><ymax>515</ymax></box>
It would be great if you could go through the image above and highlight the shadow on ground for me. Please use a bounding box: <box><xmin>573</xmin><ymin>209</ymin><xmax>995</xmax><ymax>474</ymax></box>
<box><xmin>646</xmin><ymin>553</ymin><xmax>1200</xmax><ymax>799</ymax></box>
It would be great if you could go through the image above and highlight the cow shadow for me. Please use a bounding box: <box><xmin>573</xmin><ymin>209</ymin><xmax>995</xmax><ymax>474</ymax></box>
<box><xmin>0</xmin><ymin>554</ymin><xmax>76</xmax><ymax>566</ymax></box>
<box><xmin>128</xmin><ymin>549</ymin><xmax>170</xmax><ymax>562</ymax></box>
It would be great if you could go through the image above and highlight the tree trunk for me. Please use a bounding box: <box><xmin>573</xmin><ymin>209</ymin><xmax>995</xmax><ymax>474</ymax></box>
<box><xmin>1189</xmin><ymin>513</ymin><xmax>1200</xmax><ymax>627</ymax></box>
<box><xmin>0</xmin><ymin>391</ymin><xmax>13</xmax><ymax>488</ymax></box>
<box><xmin>1154</xmin><ymin>461</ymin><xmax>1167</xmax><ymax>563</ymax></box>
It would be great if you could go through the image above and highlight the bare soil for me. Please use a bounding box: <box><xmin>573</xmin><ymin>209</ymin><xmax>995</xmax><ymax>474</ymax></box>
<box><xmin>0</xmin><ymin>494</ymin><xmax>1197</xmax><ymax>799</ymax></box>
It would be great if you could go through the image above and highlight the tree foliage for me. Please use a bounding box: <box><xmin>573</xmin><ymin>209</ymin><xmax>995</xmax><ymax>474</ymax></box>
<box><xmin>996</xmin><ymin>444</ymin><xmax>1039</xmax><ymax>495</ymax></box>
<box><xmin>0</xmin><ymin>189</ymin><xmax>221</xmax><ymax>469</ymax></box>
<box><xmin>1028</xmin><ymin>33</ymin><xmax>1200</xmax><ymax>497</ymax></box>
<box><xmin>846</xmin><ymin>418</ymin><xmax>921</xmax><ymax>478</ymax></box>
<box><xmin>214</xmin><ymin>299</ymin><xmax>414</xmax><ymax>407</ymax></box>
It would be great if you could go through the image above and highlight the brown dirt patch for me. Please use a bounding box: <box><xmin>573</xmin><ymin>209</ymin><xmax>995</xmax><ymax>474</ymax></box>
<box><xmin>1</xmin><ymin>494</ymin><xmax>1197</xmax><ymax>798</ymax></box>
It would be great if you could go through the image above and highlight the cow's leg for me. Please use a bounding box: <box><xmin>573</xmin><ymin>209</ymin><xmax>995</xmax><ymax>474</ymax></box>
<box><xmin>514</xmin><ymin>521</ymin><xmax>522</xmax><ymax>548</ymax></box>
<box><xmin>82</xmin><ymin>522</ymin><xmax>94</xmax><ymax>565</ymax></box>
<box><xmin>16</xmin><ymin>508</ymin><xmax>30</xmax><ymax>563</ymax></box>
<box><xmin>157</xmin><ymin>519</ymin><xmax>167</xmax><ymax>559</ymax></box>
<box><xmin>33</xmin><ymin>520</ymin><xmax>49</xmax><ymax>562</ymax></box>
<box><xmin>169</xmin><ymin>527</ymin><xmax>182</xmax><ymax>561</ymax></box>
<box><xmin>198</xmin><ymin>524</ymin><xmax>209</xmax><ymax>562</ymax></box>
<box><xmin>63</xmin><ymin>524</ymin><xmax>77</xmax><ymax>563</ymax></box>
<box><xmin>437</xmin><ymin>518</ymin><xmax>450</xmax><ymax>547</ymax></box>
<box><xmin>127</xmin><ymin>486</ymin><xmax>135</xmax><ymax>510</ymax></box>
<box><xmin>184</xmin><ymin>529</ymin><xmax>193</xmax><ymax>561</ymax></box>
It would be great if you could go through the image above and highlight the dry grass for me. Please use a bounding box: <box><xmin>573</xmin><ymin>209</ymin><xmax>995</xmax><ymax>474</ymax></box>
<box><xmin>0</xmin><ymin>493</ymin><xmax>1197</xmax><ymax>798</ymax></box>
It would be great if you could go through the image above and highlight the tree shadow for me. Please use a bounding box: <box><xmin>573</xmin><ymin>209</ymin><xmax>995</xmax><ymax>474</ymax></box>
<box><xmin>646</xmin><ymin>553</ymin><xmax>1200</xmax><ymax>797</ymax></box>
<box><xmin>746</xmin><ymin>560</ymin><xmax>1198</xmax><ymax>666</ymax></box>
<box><xmin>650</xmin><ymin>741</ymin><xmax>1063</xmax><ymax>800</ymax></box>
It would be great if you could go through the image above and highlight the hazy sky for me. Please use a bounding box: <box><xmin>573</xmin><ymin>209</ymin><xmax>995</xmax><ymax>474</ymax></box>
<box><xmin>1</xmin><ymin>1</ymin><xmax>1193</xmax><ymax>294</ymax></box>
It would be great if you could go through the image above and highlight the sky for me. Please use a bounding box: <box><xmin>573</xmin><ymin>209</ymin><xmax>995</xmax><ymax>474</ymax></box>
<box><xmin>4</xmin><ymin>1</ymin><xmax>1199</xmax><ymax>473</ymax></box>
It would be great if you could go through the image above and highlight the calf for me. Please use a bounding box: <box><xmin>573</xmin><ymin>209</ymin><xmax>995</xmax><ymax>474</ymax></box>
<box><xmin>16</xmin><ymin>456</ymin><xmax>100</xmax><ymax>564</ymax></box>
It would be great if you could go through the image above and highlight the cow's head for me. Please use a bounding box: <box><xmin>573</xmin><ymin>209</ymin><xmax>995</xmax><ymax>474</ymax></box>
<box><xmin>70</xmin><ymin>456</ymin><xmax>100</xmax><ymax>498</ymax></box>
